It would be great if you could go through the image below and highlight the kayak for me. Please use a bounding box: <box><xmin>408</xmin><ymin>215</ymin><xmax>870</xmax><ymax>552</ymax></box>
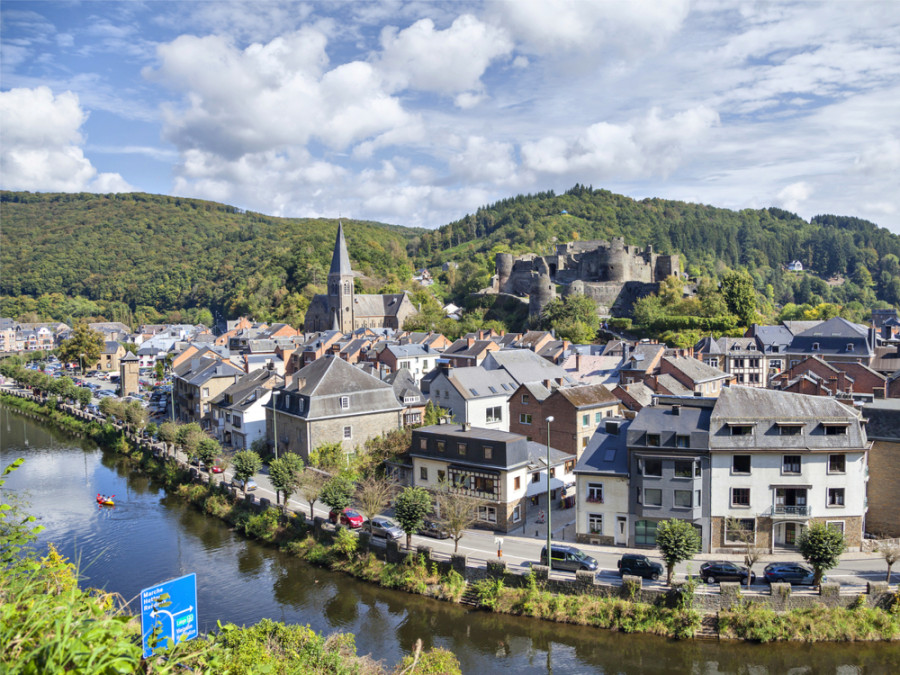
<box><xmin>96</xmin><ymin>493</ymin><xmax>115</xmax><ymax>506</ymax></box>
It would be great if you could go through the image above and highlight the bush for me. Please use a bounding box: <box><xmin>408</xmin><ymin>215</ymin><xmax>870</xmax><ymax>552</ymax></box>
<box><xmin>332</xmin><ymin>528</ymin><xmax>359</xmax><ymax>558</ymax></box>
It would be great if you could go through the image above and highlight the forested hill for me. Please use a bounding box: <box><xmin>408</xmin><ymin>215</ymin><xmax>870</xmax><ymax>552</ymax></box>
<box><xmin>413</xmin><ymin>185</ymin><xmax>900</xmax><ymax>310</ymax></box>
<box><xmin>0</xmin><ymin>191</ymin><xmax>422</xmax><ymax>325</ymax></box>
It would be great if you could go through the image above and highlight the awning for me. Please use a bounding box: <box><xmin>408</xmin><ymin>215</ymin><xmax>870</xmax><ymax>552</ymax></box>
<box><xmin>527</xmin><ymin>475</ymin><xmax>565</xmax><ymax>497</ymax></box>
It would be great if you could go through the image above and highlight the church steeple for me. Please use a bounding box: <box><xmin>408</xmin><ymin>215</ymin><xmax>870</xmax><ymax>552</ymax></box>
<box><xmin>327</xmin><ymin>221</ymin><xmax>354</xmax><ymax>333</ymax></box>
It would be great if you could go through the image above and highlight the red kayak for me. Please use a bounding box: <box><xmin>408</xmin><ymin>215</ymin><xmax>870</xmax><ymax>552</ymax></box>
<box><xmin>96</xmin><ymin>493</ymin><xmax>115</xmax><ymax>506</ymax></box>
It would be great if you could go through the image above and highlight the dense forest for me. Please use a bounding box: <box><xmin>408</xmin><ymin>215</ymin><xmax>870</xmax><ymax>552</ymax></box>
<box><xmin>2</xmin><ymin>186</ymin><xmax>899</xmax><ymax>333</ymax></box>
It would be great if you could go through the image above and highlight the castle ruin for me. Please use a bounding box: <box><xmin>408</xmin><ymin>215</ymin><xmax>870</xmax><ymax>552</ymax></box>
<box><xmin>494</xmin><ymin>237</ymin><xmax>679</xmax><ymax>319</ymax></box>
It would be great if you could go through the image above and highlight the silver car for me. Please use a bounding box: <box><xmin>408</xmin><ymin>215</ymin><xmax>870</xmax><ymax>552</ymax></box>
<box><xmin>366</xmin><ymin>517</ymin><xmax>403</xmax><ymax>540</ymax></box>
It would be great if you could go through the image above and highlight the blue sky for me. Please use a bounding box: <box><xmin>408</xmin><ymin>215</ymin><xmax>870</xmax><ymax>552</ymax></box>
<box><xmin>2</xmin><ymin>1</ymin><xmax>899</xmax><ymax>233</ymax></box>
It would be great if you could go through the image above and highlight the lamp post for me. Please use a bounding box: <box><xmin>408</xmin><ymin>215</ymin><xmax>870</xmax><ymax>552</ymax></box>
<box><xmin>545</xmin><ymin>415</ymin><xmax>555</xmax><ymax>571</ymax></box>
<box><xmin>271</xmin><ymin>390</ymin><xmax>279</xmax><ymax>461</ymax></box>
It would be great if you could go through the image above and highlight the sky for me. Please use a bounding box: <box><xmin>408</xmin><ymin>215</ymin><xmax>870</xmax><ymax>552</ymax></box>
<box><xmin>1</xmin><ymin>1</ymin><xmax>899</xmax><ymax>234</ymax></box>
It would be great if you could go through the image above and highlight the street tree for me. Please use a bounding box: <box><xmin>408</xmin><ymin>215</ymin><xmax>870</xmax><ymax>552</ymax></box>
<box><xmin>269</xmin><ymin>453</ymin><xmax>304</xmax><ymax>513</ymax></box>
<box><xmin>877</xmin><ymin>541</ymin><xmax>900</xmax><ymax>583</ymax></box>
<box><xmin>154</xmin><ymin>360</ymin><xmax>165</xmax><ymax>382</ymax></box>
<box><xmin>320</xmin><ymin>475</ymin><xmax>355</xmax><ymax>517</ymax></box>
<box><xmin>297</xmin><ymin>467</ymin><xmax>329</xmax><ymax>520</ymax></box>
<box><xmin>76</xmin><ymin>387</ymin><xmax>91</xmax><ymax>409</ymax></box>
<box><xmin>124</xmin><ymin>400</ymin><xmax>147</xmax><ymax>435</ymax></box>
<box><xmin>196</xmin><ymin>437</ymin><xmax>221</xmax><ymax>481</ymax></box>
<box><xmin>176</xmin><ymin>423</ymin><xmax>205</xmax><ymax>462</ymax></box>
<box><xmin>655</xmin><ymin>519</ymin><xmax>702</xmax><ymax>585</ymax></box>
<box><xmin>435</xmin><ymin>482</ymin><xmax>480</xmax><ymax>553</ymax></box>
<box><xmin>354</xmin><ymin>475</ymin><xmax>398</xmax><ymax>534</ymax></box>
<box><xmin>308</xmin><ymin>442</ymin><xmax>344</xmax><ymax>472</ymax></box>
<box><xmin>726</xmin><ymin>517</ymin><xmax>766</xmax><ymax>588</ymax></box>
<box><xmin>798</xmin><ymin>521</ymin><xmax>846</xmax><ymax>587</ymax></box>
<box><xmin>231</xmin><ymin>450</ymin><xmax>262</xmax><ymax>497</ymax></box>
<box><xmin>57</xmin><ymin>323</ymin><xmax>105</xmax><ymax>374</ymax></box>
<box><xmin>158</xmin><ymin>421</ymin><xmax>177</xmax><ymax>458</ymax></box>
<box><xmin>394</xmin><ymin>486</ymin><xmax>433</xmax><ymax>549</ymax></box>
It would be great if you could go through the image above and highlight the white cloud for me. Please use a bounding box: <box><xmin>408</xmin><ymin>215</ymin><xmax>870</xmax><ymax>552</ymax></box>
<box><xmin>774</xmin><ymin>181</ymin><xmax>813</xmax><ymax>213</ymax></box>
<box><xmin>377</xmin><ymin>15</ymin><xmax>513</xmax><ymax>98</ymax></box>
<box><xmin>855</xmin><ymin>136</ymin><xmax>900</xmax><ymax>175</ymax></box>
<box><xmin>0</xmin><ymin>86</ymin><xmax>131</xmax><ymax>192</ymax></box>
<box><xmin>447</xmin><ymin>136</ymin><xmax>518</xmax><ymax>184</ymax></box>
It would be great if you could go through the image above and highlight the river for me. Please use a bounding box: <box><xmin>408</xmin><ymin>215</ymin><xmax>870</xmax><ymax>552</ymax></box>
<box><xmin>2</xmin><ymin>404</ymin><xmax>899</xmax><ymax>674</ymax></box>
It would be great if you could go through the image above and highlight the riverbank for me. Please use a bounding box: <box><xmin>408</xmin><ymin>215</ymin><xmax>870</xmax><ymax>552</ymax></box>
<box><xmin>3</xmin><ymin>391</ymin><xmax>900</xmax><ymax>644</ymax></box>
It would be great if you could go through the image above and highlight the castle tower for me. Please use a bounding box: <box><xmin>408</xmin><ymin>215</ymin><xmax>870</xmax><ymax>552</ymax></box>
<box><xmin>496</xmin><ymin>253</ymin><xmax>513</xmax><ymax>293</ymax></box>
<box><xmin>119</xmin><ymin>351</ymin><xmax>140</xmax><ymax>397</ymax></box>
<box><xmin>327</xmin><ymin>221</ymin><xmax>355</xmax><ymax>333</ymax></box>
<box><xmin>529</xmin><ymin>272</ymin><xmax>555</xmax><ymax>320</ymax></box>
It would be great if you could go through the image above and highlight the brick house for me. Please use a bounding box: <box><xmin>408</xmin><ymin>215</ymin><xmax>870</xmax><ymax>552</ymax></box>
<box><xmin>409</xmin><ymin>424</ymin><xmax>573</xmax><ymax>532</ymax></box>
<box><xmin>657</xmin><ymin>356</ymin><xmax>734</xmax><ymax>396</ymax></box>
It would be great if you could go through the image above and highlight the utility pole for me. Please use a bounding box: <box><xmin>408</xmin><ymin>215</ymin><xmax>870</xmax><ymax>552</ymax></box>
<box><xmin>546</xmin><ymin>415</ymin><xmax>555</xmax><ymax>572</ymax></box>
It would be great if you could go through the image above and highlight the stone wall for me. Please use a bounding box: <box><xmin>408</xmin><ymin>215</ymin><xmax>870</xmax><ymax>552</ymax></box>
<box><xmin>867</xmin><ymin>439</ymin><xmax>900</xmax><ymax>537</ymax></box>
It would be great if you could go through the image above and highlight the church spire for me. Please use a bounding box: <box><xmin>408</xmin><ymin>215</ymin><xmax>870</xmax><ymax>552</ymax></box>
<box><xmin>329</xmin><ymin>220</ymin><xmax>352</xmax><ymax>276</ymax></box>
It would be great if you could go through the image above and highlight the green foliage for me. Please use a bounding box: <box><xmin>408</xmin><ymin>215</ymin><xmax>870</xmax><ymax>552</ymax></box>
<box><xmin>423</xmin><ymin>400</ymin><xmax>448</xmax><ymax>426</ymax></box>
<box><xmin>320</xmin><ymin>474</ymin><xmax>355</xmax><ymax>513</ymax></box>
<box><xmin>232</xmin><ymin>450</ymin><xmax>263</xmax><ymax>495</ymax></box>
<box><xmin>269</xmin><ymin>453</ymin><xmax>304</xmax><ymax>509</ymax></box>
<box><xmin>393</xmin><ymin>486</ymin><xmax>433</xmax><ymax>547</ymax></box>
<box><xmin>309</xmin><ymin>441</ymin><xmax>344</xmax><ymax>471</ymax></box>
<box><xmin>196</xmin><ymin>436</ymin><xmax>221</xmax><ymax>469</ymax></box>
<box><xmin>798</xmin><ymin>522</ymin><xmax>847</xmax><ymax>586</ymax></box>
<box><xmin>721</xmin><ymin>270</ymin><xmax>759</xmax><ymax>326</ymax></box>
<box><xmin>175</xmin><ymin>422</ymin><xmax>205</xmax><ymax>459</ymax></box>
<box><xmin>56</xmin><ymin>322</ymin><xmax>105</xmax><ymax>371</ymax></box>
<box><xmin>655</xmin><ymin>519</ymin><xmax>702</xmax><ymax>585</ymax></box>
<box><xmin>540</xmin><ymin>294</ymin><xmax>600</xmax><ymax>342</ymax></box>
<box><xmin>333</xmin><ymin>528</ymin><xmax>359</xmax><ymax>558</ymax></box>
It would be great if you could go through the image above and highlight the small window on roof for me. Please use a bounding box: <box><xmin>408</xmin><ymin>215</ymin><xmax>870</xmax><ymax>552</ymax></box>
<box><xmin>469</xmin><ymin>388</ymin><xmax>478</xmax><ymax>396</ymax></box>
<box><xmin>846</xmin><ymin>343</ymin><xmax>854</xmax><ymax>352</ymax></box>
<box><xmin>501</xmin><ymin>383</ymin><xmax>510</xmax><ymax>391</ymax></box>
<box><xmin>812</xmin><ymin>342</ymin><xmax>820</xmax><ymax>351</ymax></box>
<box><xmin>488</xmin><ymin>386</ymin><xmax>497</xmax><ymax>394</ymax></box>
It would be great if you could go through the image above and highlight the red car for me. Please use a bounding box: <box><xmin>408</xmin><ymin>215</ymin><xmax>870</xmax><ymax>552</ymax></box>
<box><xmin>211</xmin><ymin>465</ymin><xmax>224</xmax><ymax>474</ymax></box>
<box><xmin>329</xmin><ymin>508</ymin><xmax>363</xmax><ymax>529</ymax></box>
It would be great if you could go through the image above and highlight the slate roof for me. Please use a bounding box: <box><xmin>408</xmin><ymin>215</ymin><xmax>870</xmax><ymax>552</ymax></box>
<box><xmin>575</xmin><ymin>419</ymin><xmax>631</xmax><ymax>476</ymax></box>
<box><xmin>862</xmin><ymin>400</ymin><xmax>900</xmax><ymax>440</ymax></box>
<box><xmin>386</xmin><ymin>367</ymin><xmax>423</xmax><ymax>404</ymax></box>
<box><xmin>521</xmin><ymin>381</ymin><xmax>554</xmax><ymax>402</ymax></box>
<box><xmin>445</xmin><ymin>366</ymin><xmax>518</xmax><ymax>400</ymax></box>
<box><xmin>353</xmin><ymin>293</ymin><xmax>411</xmax><ymax>318</ymax></box>
<box><xmin>615</xmin><ymin>381</ymin><xmax>655</xmax><ymax>408</ymax></box>
<box><xmin>629</xmin><ymin>402</ymin><xmax>713</xmax><ymax>436</ymax></box>
<box><xmin>484</xmin><ymin>349</ymin><xmax>574</xmax><ymax>385</ymax></box>
<box><xmin>656</xmin><ymin>374</ymin><xmax>692</xmax><ymax>395</ymax></box>
<box><xmin>102</xmin><ymin>341</ymin><xmax>122</xmax><ymax>354</ymax></box>
<box><xmin>783</xmin><ymin>320</ymin><xmax>824</xmax><ymax>335</ymax></box>
<box><xmin>329</xmin><ymin>221</ymin><xmax>352</xmax><ymax>275</ymax></box>
<box><xmin>712</xmin><ymin>385</ymin><xmax>858</xmax><ymax>421</ymax></box>
<box><xmin>561</xmin><ymin>354</ymin><xmax>623</xmax><ymax>384</ymax></box>
<box><xmin>386</xmin><ymin>343</ymin><xmax>435</xmax><ymax>359</ymax></box>
<box><xmin>787</xmin><ymin>317</ymin><xmax>874</xmax><ymax>357</ymax></box>
<box><xmin>176</xmin><ymin>356</ymin><xmax>244</xmax><ymax>387</ymax></box>
<box><xmin>750</xmin><ymin>324</ymin><xmax>794</xmax><ymax>353</ymax></box>
<box><xmin>211</xmin><ymin>368</ymin><xmax>279</xmax><ymax>410</ymax></box>
<box><xmin>662</xmin><ymin>356</ymin><xmax>732</xmax><ymax>383</ymax></box>
<box><xmin>555</xmin><ymin>383</ymin><xmax>619</xmax><ymax>408</ymax></box>
<box><xmin>872</xmin><ymin>345</ymin><xmax>900</xmax><ymax>374</ymax></box>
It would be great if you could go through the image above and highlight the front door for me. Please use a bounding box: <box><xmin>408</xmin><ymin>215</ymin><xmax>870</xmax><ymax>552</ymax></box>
<box><xmin>616</xmin><ymin>516</ymin><xmax>627</xmax><ymax>546</ymax></box>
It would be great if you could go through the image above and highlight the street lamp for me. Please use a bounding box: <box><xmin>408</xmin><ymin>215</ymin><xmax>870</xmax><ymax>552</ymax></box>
<box><xmin>545</xmin><ymin>415</ymin><xmax>555</xmax><ymax>572</ymax></box>
<box><xmin>271</xmin><ymin>390</ymin><xmax>279</xmax><ymax>461</ymax></box>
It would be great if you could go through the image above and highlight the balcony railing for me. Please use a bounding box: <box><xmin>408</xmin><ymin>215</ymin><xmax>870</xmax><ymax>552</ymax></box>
<box><xmin>767</xmin><ymin>505</ymin><xmax>811</xmax><ymax>518</ymax></box>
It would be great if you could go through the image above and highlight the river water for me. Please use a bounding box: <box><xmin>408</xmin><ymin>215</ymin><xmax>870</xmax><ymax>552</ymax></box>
<box><xmin>2</xmin><ymin>404</ymin><xmax>899</xmax><ymax>674</ymax></box>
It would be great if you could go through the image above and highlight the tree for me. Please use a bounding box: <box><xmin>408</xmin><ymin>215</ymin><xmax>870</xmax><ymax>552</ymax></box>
<box><xmin>320</xmin><ymin>475</ymin><xmax>355</xmax><ymax>517</ymax></box>
<box><xmin>308</xmin><ymin>442</ymin><xmax>344</xmax><ymax>472</ymax></box>
<box><xmin>354</xmin><ymin>475</ymin><xmax>397</xmax><ymax>534</ymax></box>
<box><xmin>725</xmin><ymin>517</ymin><xmax>766</xmax><ymax>588</ymax></box>
<box><xmin>176</xmin><ymin>423</ymin><xmax>205</xmax><ymax>462</ymax></box>
<box><xmin>394</xmin><ymin>486</ymin><xmax>433</xmax><ymax>549</ymax></box>
<box><xmin>877</xmin><ymin>541</ymin><xmax>900</xmax><ymax>583</ymax></box>
<box><xmin>232</xmin><ymin>450</ymin><xmax>262</xmax><ymax>497</ymax></box>
<box><xmin>123</xmin><ymin>400</ymin><xmax>147</xmax><ymax>435</ymax></box>
<box><xmin>154</xmin><ymin>360</ymin><xmax>165</xmax><ymax>382</ymax></box>
<box><xmin>720</xmin><ymin>270</ymin><xmax>758</xmax><ymax>326</ymax></box>
<box><xmin>76</xmin><ymin>387</ymin><xmax>92</xmax><ymax>409</ymax></box>
<box><xmin>435</xmin><ymin>482</ymin><xmax>480</xmax><ymax>553</ymax></box>
<box><xmin>655</xmin><ymin>519</ymin><xmax>702</xmax><ymax>585</ymax></box>
<box><xmin>540</xmin><ymin>295</ymin><xmax>599</xmax><ymax>343</ymax></box>
<box><xmin>423</xmin><ymin>400</ymin><xmax>449</xmax><ymax>426</ymax></box>
<box><xmin>57</xmin><ymin>322</ymin><xmax>104</xmax><ymax>374</ymax></box>
<box><xmin>196</xmin><ymin>437</ymin><xmax>221</xmax><ymax>480</ymax></box>
<box><xmin>269</xmin><ymin>453</ymin><xmax>304</xmax><ymax>513</ymax></box>
<box><xmin>297</xmin><ymin>467</ymin><xmax>329</xmax><ymax>520</ymax></box>
<box><xmin>797</xmin><ymin>521</ymin><xmax>846</xmax><ymax>586</ymax></box>
<box><xmin>158</xmin><ymin>421</ymin><xmax>177</xmax><ymax>458</ymax></box>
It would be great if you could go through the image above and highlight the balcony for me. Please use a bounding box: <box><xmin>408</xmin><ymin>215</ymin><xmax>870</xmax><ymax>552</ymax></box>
<box><xmin>766</xmin><ymin>504</ymin><xmax>811</xmax><ymax>519</ymax></box>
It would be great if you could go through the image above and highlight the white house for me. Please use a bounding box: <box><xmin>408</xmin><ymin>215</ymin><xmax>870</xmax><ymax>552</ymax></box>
<box><xmin>426</xmin><ymin>365</ymin><xmax>518</xmax><ymax>431</ymax></box>
<box><xmin>209</xmin><ymin>368</ymin><xmax>280</xmax><ymax>450</ymax></box>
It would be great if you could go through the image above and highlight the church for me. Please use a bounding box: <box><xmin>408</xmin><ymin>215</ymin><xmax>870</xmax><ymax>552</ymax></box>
<box><xmin>303</xmin><ymin>222</ymin><xmax>418</xmax><ymax>333</ymax></box>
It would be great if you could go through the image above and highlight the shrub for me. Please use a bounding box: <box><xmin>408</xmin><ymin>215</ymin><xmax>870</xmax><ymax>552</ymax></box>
<box><xmin>332</xmin><ymin>527</ymin><xmax>359</xmax><ymax>558</ymax></box>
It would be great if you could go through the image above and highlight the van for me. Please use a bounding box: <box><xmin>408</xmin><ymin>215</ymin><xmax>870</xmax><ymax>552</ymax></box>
<box><xmin>539</xmin><ymin>544</ymin><xmax>598</xmax><ymax>572</ymax></box>
<box><xmin>617</xmin><ymin>554</ymin><xmax>663</xmax><ymax>580</ymax></box>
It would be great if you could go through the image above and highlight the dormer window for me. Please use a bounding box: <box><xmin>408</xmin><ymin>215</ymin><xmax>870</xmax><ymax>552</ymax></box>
<box><xmin>729</xmin><ymin>424</ymin><xmax>753</xmax><ymax>436</ymax></box>
<box><xmin>846</xmin><ymin>343</ymin><xmax>854</xmax><ymax>352</ymax></box>
<box><xmin>340</xmin><ymin>396</ymin><xmax>350</xmax><ymax>410</ymax></box>
<box><xmin>812</xmin><ymin>342</ymin><xmax>820</xmax><ymax>351</ymax></box>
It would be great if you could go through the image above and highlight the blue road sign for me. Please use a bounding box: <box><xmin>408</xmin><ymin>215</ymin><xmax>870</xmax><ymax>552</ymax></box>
<box><xmin>140</xmin><ymin>573</ymin><xmax>199</xmax><ymax>659</ymax></box>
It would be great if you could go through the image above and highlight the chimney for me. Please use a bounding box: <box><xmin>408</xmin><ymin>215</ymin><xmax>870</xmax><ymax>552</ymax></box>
<box><xmin>605</xmin><ymin>420</ymin><xmax>620</xmax><ymax>435</ymax></box>
<box><xmin>462</xmin><ymin>422</ymin><xmax>471</xmax><ymax>431</ymax></box>
<box><xmin>576</xmin><ymin>353</ymin><xmax>582</xmax><ymax>371</ymax></box>
<box><xmin>544</xmin><ymin>379</ymin><xmax>552</xmax><ymax>389</ymax></box>
<box><xmin>467</xmin><ymin>338</ymin><xmax>475</xmax><ymax>347</ymax></box>
<box><xmin>672</xmin><ymin>404</ymin><xmax>681</xmax><ymax>416</ymax></box>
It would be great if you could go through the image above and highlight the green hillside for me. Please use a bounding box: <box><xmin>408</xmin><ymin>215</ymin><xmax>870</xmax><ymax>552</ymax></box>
<box><xmin>1</xmin><ymin>191</ymin><xmax>423</xmax><ymax>326</ymax></box>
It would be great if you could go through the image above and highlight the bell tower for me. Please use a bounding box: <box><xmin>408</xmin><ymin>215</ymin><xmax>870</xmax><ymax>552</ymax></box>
<box><xmin>327</xmin><ymin>221</ymin><xmax>355</xmax><ymax>332</ymax></box>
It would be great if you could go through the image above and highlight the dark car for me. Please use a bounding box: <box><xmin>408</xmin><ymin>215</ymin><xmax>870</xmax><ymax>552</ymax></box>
<box><xmin>763</xmin><ymin>562</ymin><xmax>821</xmax><ymax>585</ymax></box>
<box><xmin>617</xmin><ymin>554</ymin><xmax>663</xmax><ymax>580</ymax></box>
<box><xmin>540</xmin><ymin>544</ymin><xmax>598</xmax><ymax>572</ymax></box>
<box><xmin>700</xmin><ymin>561</ymin><xmax>755</xmax><ymax>584</ymax></box>
<box><xmin>416</xmin><ymin>519</ymin><xmax>450</xmax><ymax>539</ymax></box>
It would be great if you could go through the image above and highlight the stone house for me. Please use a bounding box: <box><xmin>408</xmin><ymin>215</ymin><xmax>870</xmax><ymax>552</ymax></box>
<box><xmin>862</xmin><ymin>399</ymin><xmax>900</xmax><ymax>537</ymax></box>
<box><xmin>409</xmin><ymin>424</ymin><xmax>573</xmax><ymax>532</ymax></box>
<box><xmin>694</xmin><ymin>336</ymin><xmax>770</xmax><ymax>387</ymax></box>
<box><xmin>655</xmin><ymin>356</ymin><xmax>734</xmax><ymax>396</ymax></box>
<box><xmin>93</xmin><ymin>341</ymin><xmax>127</xmax><ymax>372</ymax></box>
<box><xmin>785</xmin><ymin>317</ymin><xmax>877</xmax><ymax>368</ymax></box>
<box><xmin>268</xmin><ymin>355</ymin><xmax>402</xmax><ymax>461</ymax></box>
<box><xmin>173</xmin><ymin>355</ymin><xmax>244</xmax><ymax>428</ymax></box>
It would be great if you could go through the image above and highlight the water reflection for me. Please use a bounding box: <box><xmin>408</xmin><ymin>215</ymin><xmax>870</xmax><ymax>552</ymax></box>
<box><xmin>4</xmin><ymin>404</ymin><xmax>900</xmax><ymax>674</ymax></box>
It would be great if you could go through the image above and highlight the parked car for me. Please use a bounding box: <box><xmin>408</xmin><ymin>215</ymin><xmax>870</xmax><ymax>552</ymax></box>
<box><xmin>763</xmin><ymin>562</ymin><xmax>821</xmax><ymax>585</ymax></box>
<box><xmin>540</xmin><ymin>544</ymin><xmax>598</xmax><ymax>572</ymax></box>
<box><xmin>211</xmin><ymin>464</ymin><xmax>224</xmax><ymax>474</ymax></box>
<box><xmin>366</xmin><ymin>517</ymin><xmax>403</xmax><ymax>540</ymax></box>
<box><xmin>232</xmin><ymin>476</ymin><xmax>258</xmax><ymax>491</ymax></box>
<box><xmin>699</xmin><ymin>561</ymin><xmax>756</xmax><ymax>584</ymax></box>
<box><xmin>617</xmin><ymin>554</ymin><xmax>663</xmax><ymax>580</ymax></box>
<box><xmin>416</xmin><ymin>519</ymin><xmax>450</xmax><ymax>539</ymax></box>
<box><xmin>329</xmin><ymin>508</ymin><xmax>364</xmax><ymax>529</ymax></box>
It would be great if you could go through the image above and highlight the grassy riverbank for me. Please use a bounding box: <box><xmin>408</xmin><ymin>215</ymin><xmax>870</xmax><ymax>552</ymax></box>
<box><xmin>5</xmin><ymin>392</ymin><xmax>900</xmax><ymax>645</ymax></box>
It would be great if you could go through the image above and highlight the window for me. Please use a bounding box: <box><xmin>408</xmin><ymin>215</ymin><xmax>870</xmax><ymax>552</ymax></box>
<box><xmin>644</xmin><ymin>488</ymin><xmax>662</xmax><ymax>507</ymax></box>
<box><xmin>595</xmin><ymin>412</ymin><xmax>602</xmax><ymax>423</ymax></box>
<box><xmin>549</xmin><ymin>468</ymin><xmax>556</xmax><ymax>478</ymax></box>
<box><xmin>582</xmin><ymin>414</ymin><xmax>590</xmax><ymax>427</ymax></box>
<box><xmin>812</xmin><ymin>342</ymin><xmax>820</xmax><ymax>351</ymax></box>
<box><xmin>730</xmin><ymin>424</ymin><xmax>753</xmax><ymax>436</ymax></box>
<box><xmin>695</xmin><ymin>490</ymin><xmax>702</xmax><ymax>507</ymax></box>
<box><xmin>587</xmin><ymin>483</ymin><xmax>603</xmax><ymax>503</ymax></box>
<box><xmin>512</xmin><ymin>505</ymin><xmax>522</xmax><ymax>523</ymax></box>
<box><xmin>828</xmin><ymin>454</ymin><xmax>846</xmax><ymax>474</ymax></box>
<box><xmin>676</xmin><ymin>435</ymin><xmax>690</xmax><ymax>448</ymax></box>
<box><xmin>824</xmin><ymin>424</ymin><xmax>848</xmax><ymax>436</ymax></box>
<box><xmin>520</xmin><ymin>413</ymin><xmax>532</xmax><ymax>424</ymax></box>
<box><xmin>420</xmin><ymin>467</ymin><xmax>428</xmax><ymax>481</ymax></box>
<box><xmin>725</xmin><ymin>518</ymin><xmax>755</xmax><ymax>545</ymax></box>
<box><xmin>732</xmin><ymin>455</ymin><xmax>751</xmax><ymax>474</ymax></box>
<box><xmin>846</xmin><ymin>343</ymin><xmax>854</xmax><ymax>352</ymax></box>
<box><xmin>486</xmin><ymin>406</ymin><xmax>502</xmax><ymax>424</ymax></box>
<box><xmin>477</xmin><ymin>505</ymin><xmax>497</xmax><ymax>523</ymax></box>
<box><xmin>647</xmin><ymin>433</ymin><xmax>660</xmax><ymax>447</ymax></box>
<box><xmin>436</xmin><ymin>441</ymin><xmax>445</xmax><ymax>453</ymax></box>
<box><xmin>827</xmin><ymin>520</ymin><xmax>845</xmax><ymax>535</ymax></box>
<box><xmin>588</xmin><ymin>513</ymin><xmax>603</xmax><ymax>534</ymax></box>
<box><xmin>582</xmin><ymin>436</ymin><xmax>589</xmax><ymax>448</ymax></box>
<box><xmin>731</xmin><ymin>488</ymin><xmax>750</xmax><ymax>507</ymax></box>
<box><xmin>340</xmin><ymin>396</ymin><xmax>350</xmax><ymax>410</ymax></box>
<box><xmin>635</xmin><ymin>520</ymin><xmax>658</xmax><ymax>546</ymax></box>
<box><xmin>532</xmin><ymin>472</ymin><xmax>540</xmax><ymax>483</ymax></box>
<box><xmin>674</xmin><ymin>460</ymin><xmax>693</xmax><ymax>478</ymax></box>
<box><xmin>521</xmin><ymin>393</ymin><xmax>530</xmax><ymax>404</ymax></box>
<box><xmin>202</xmin><ymin>387</ymin><xmax>210</xmax><ymax>397</ymax></box>
<box><xmin>514</xmin><ymin>476</ymin><xmax>521</xmax><ymax>490</ymax></box>
<box><xmin>674</xmin><ymin>490</ymin><xmax>692</xmax><ymax>508</ymax></box>
<box><xmin>419</xmin><ymin>438</ymin><xmax>427</xmax><ymax>450</ymax></box>
<box><xmin>484</xmin><ymin>445</ymin><xmax>493</xmax><ymax>460</ymax></box>
<box><xmin>437</xmin><ymin>470</ymin><xmax>445</xmax><ymax>482</ymax></box>
<box><xmin>232</xmin><ymin>415</ymin><xmax>241</xmax><ymax>429</ymax></box>
<box><xmin>343</xmin><ymin>426</ymin><xmax>352</xmax><ymax>439</ymax></box>
<box><xmin>828</xmin><ymin>488</ymin><xmax>845</xmax><ymax>506</ymax></box>
<box><xmin>782</xmin><ymin>455</ymin><xmax>801</xmax><ymax>474</ymax></box>
<box><xmin>457</xmin><ymin>442</ymin><xmax>467</xmax><ymax>456</ymax></box>
<box><xmin>779</xmin><ymin>424</ymin><xmax>802</xmax><ymax>436</ymax></box>
<box><xmin>770</xmin><ymin>359</ymin><xmax>782</xmax><ymax>370</ymax></box>
<box><xmin>643</xmin><ymin>459</ymin><xmax>662</xmax><ymax>477</ymax></box>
